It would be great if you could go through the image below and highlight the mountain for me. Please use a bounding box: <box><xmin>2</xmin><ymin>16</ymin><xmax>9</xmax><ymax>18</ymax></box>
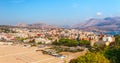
<box><xmin>72</xmin><ymin>17</ymin><xmax>120</xmax><ymax>32</ymax></box>
<box><xmin>15</xmin><ymin>17</ymin><xmax>120</xmax><ymax>31</ymax></box>
<box><xmin>16</xmin><ymin>23</ymin><xmax>27</xmax><ymax>27</ymax></box>
<box><xmin>28</xmin><ymin>23</ymin><xmax>58</xmax><ymax>29</ymax></box>
<box><xmin>16</xmin><ymin>23</ymin><xmax>58</xmax><ymax>29</ymax></box>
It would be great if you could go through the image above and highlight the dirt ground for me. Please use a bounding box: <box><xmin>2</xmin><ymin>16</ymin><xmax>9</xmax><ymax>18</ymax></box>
<box><xmin>0</xmin><ymin>45</ymin><xmax>86</xmax><ymax>63</ymax></box>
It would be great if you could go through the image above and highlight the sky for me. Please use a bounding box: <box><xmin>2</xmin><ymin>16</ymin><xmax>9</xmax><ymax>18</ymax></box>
<box><xmin>0</xmin><ymin>0</ymin><xmax>120</xmax><ymax>25</ymax></box>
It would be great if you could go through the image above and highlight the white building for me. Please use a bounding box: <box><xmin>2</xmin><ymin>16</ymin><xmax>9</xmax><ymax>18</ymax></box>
<box><xmin>35</xmin><ymin>38</ymin><xmax>51</xmax><ymax>44</ymax></box>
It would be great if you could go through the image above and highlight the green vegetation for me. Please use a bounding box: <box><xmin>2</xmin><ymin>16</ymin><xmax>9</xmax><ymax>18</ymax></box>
<box><xmin>70</xmin><ymin>52</ymin><xmax>110</xmax><ymax>63</ymax></box>
<box><xmin>52</xmin><ymin>38</ymin><xmax>90</xmax><ymax>47</ymax></box>
<box><xmin>29</xmin><ymin>39</ymin><xmax>35</xmax><ymax>43</ymax></box>
<box><xmin>79</xmin><ymin>40</ymin><xmax>90</xmax><ymax>46</ymax></box>
<box><xmin>51</xmin><ymin>46</ymin><xmax>84</xmax><ymax>53</ymax></box>
<box><xmin>69</xmin><ymin>35</ymin><xmax>120</xmax><ymax>63</ymax></box>
<box><xmin>52</xmin><ymin>38</ymin><xmax>79</xmax><ymax>47</ymax></box>
<box><xmin>89</xmin><ymin>44</ymin><xmax>106</xmax><ymax>53</ymax></box>
<box><xmin>48</xmin><ymin>37</ymin><xmax>52</xmax><ymax>40</ymax></box>
<box><xmin>37</xmin><ymin>42</ymin><xmax>42</xmax><ymax>44</ymax></box>
<box><xmin>104</xmin><ymin>46</ymin><xmax>120</xmax><ymax>63</ymax></box>
<box><xmin>31</xmin><ymin>43</ymin><xmax>36</xmax><ymax>46</ymax></box>
<box><xmin>16</xmin><ymin>37</ymin><xmax>27</xmax><ymax>42</ymax></box>
<box><xmin>114</xmin><ymin>34</ymin><xmax>120</xmax><ymax>46</ymax></box>
<box><xmin>52</xmin><ymin>46</ymin><xmax>63</xmax><ymax>53</ymax></box>
<box><xmin>0</xmin><ymin>28</ymin><xmax>11</xmax><ymax>33</ymax></box>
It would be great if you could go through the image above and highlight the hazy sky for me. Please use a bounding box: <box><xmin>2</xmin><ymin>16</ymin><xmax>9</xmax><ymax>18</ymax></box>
<box><xmin>0</xmin><ymin>0</ymin><xmax>120</xmax><ymax>25</ymax></box>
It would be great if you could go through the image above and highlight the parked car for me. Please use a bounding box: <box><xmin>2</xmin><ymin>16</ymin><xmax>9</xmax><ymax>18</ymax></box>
<box><xmin>51</xmin><ymin>53</ymin><xmax>66</xmax><ymax>58</ymax></box>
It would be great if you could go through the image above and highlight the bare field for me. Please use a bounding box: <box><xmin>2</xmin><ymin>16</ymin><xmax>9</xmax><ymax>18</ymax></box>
<box><xmin>0</xmin><ymin>45</ymin><xmax>86</xmax><ymax>63</ymax></box>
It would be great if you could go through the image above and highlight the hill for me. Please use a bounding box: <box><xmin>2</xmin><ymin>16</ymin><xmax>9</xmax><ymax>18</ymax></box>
<box><xmin>72</xmin><ymin>17</ymin><xmax>120</xmax><ymax>32</ymax></box>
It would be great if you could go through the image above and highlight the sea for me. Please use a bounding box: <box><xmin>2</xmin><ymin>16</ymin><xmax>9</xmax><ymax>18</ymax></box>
<box><xmin>104</xmin><ymin>31</ymin><xmax>120</xmax><ymax>35</ymax></box>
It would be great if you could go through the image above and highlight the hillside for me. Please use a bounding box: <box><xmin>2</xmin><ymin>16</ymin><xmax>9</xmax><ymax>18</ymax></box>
<box><xmin>72</xmin><ymin>17</ymin><xmax>120</xmax><ymax>32</ymax></box>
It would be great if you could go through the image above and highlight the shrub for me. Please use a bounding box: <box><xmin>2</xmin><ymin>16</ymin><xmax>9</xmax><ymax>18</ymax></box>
<box><xmin>104</xmin><ymin>47</ymin><xmax>120</xmax><ymax>63</ymax></box>
<box><xmin>52</xmin><ymin>38</ymin><xmax>79</xmax><ymax>47</ymax></box>
<box><xmin>37</xmin><ymin>42</ymin><xmax>42</xmax><ymax>44</ymax></box>
<box><xmin>69</xmin><ymin>52</ymin><xmax>110</xmax><ymax>63</ymax></box>
<box><xmin>79</xmin><ymin>40</ymin><xmax>90</xmax><ymax>46</ymax></box>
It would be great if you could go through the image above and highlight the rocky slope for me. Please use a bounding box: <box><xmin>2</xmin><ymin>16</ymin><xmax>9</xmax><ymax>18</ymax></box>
<box><xmin>72</xmin><ymin>17</ymin><xmax>120</xmax><ymax>31</ymax></box>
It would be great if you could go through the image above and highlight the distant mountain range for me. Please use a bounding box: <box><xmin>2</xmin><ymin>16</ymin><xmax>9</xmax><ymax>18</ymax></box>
<box><xmin>72</xmin><ymin>17</ymin><xmax>120</xmax><ymax>32</ymax></box>
<box><xmin>16</xmin><ymin>23</ymin><xmax>58</xmax><ymax>29</ymax></box>
<box><xmin>16</xmin><ymin>17</ymin><xmax>120</xmax><ymax>31</ymax></box>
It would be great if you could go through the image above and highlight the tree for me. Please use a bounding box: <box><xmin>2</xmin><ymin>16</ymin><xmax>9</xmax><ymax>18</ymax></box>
<box><xmin>52</xmin><ymin>38</ymin><xmax>79</xmax><ymax>47</ymax></box>
<box><xmin>69</xmin><ymin>52</ymin><xmax>110</xmax><ymax>63</ymax></box>
<box><xmin>79</xmin><ymin>40</ymin><xmax>90</xmax><ymax>46</ymax></box>
<box><xmin>16</xmin><ymin>37</ymin><xmax>27</xmax><ymax>42</ymax></box>
<box><xmin>37</xmin><ymin>42</ymin><xmax>42</xmax><ymax>44</ymax></box>
<box><xmin>52</xmin><ymin>40</ymin><xmax>60</xmax><ymax>45</ymax></box>
<box><xmin>29</xmin><ymin>39</ymin><xmax>35</xmax><ymax>43</ymax></box>
<box><xmin>104</xmin><ymin>46</ymin><xmax>120</xmax><ymax>63</ymax></box>
<box><xmin>114</xmin><ymin>34</ymin><xmax>120</xmax><ymax>46</ymax></box>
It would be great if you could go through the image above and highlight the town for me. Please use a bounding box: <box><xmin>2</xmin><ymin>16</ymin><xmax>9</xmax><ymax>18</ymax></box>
<box><xmin>0</xmin><ymin>26</ymin><xmax>115</xmax><ymax>46</ymax></box>
<box><xmin>0</xmin><ymin>0</ymin><xmax>120</xmax><ymax>63</ymax></box>
<box><xmin>0</xmin><ymin>26</ymin><xmax>117</xmax><ymax>63</ymax></box>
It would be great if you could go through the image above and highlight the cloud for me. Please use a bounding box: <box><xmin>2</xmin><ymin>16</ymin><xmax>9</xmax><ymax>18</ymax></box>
<box><xmin>96</xmin><ymin>12</ymin><xmax>102</xmax><ymax>16</ymax></box>
<box><xmin>72</xmin><ymin>3</ymin><xmax>79</xmax><ymax>8</ymax></box>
